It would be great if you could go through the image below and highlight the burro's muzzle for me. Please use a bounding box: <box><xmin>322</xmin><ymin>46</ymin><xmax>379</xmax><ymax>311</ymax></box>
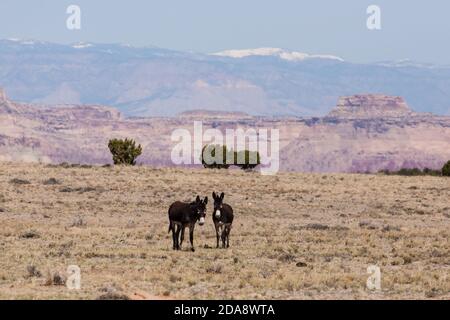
<box><xmin>199</xmin><ymin>217</ymin><xmax>205</xmax><ymax>225</ymax></box>
<box><xmin>215</xmin><ymin>210</ymin><xmax>221</xmax><ymax>219</ymax></box>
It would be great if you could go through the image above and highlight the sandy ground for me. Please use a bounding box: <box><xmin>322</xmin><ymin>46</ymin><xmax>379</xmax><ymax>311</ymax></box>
<box><xmin>0</xmin><ymin>162</ymin><xmax>448</xmax><ymax>300</ymax></box>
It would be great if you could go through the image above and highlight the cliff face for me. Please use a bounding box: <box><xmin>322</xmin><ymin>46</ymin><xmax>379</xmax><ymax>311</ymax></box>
<box><xmin>279</xmin><ymin>118</ymin><xmax>450</xmax><ymax>173</ymax></box>
<box><xmin>0</xmin><ymin>87</ymin><xmax>16</xmax><ymax>113</ymax></box>
<box><xmin>327</xmin><ymin>95</ymin><xmax>413</xmax><ymax>118</ymax></box>
<box><xmin>1</xmin><ymin>89</ymin><xmax>450</xmax><ymax>173</ymax></box>
<box><xmin>277</xmin><ymin>95</ymin><xmax>450</xmax><ymax>172</ymax></box>
<box><xmin>0</xmin><ymin>88</ymin><xmax>123</xmax><ymax>163</ymax></box>
<box><xmin>0</xmin><ymin>88</ymin><xmax>6</xmax><ymax>101</ymax></box>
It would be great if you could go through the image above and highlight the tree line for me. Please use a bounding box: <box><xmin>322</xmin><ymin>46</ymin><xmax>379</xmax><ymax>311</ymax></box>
<box><xmin>107</xmin><ymin>139</ymin><xmax>261</xmax><ymax>171</ymax></box>
<box><xmin>107</xmin><ymin>138</ymin><xmax>450</xmax><ymax>176</ymax></box>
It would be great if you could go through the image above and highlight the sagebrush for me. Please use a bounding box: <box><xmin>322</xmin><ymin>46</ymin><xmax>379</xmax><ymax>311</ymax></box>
<box><xmin>108</xmin><ymin>138</ymin><xmax>142</xmax><ymax>165</ymax></box>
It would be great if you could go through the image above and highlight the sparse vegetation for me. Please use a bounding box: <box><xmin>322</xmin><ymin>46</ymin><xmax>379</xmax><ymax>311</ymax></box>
<box><xmin>442</xmin><ymin>161</ymin><xmax>450</xmax><ymax>177</ymax></box>
<box><xmin>97</xmin><ymin>292</ymin><xmax>130</xmax><ymax>300</ymax></box>
<box><xmin>69</xmin><ymin>216</ymin><xmax>86</xmax><ymax>228</ymax></box>
<box><xmin>201</xmin><ymin>144</ymin><xmax>233</xmax><ymax>169</ymax></box>
<box><xmin>47</xmin><ymin>163</ymin><xmax>93</xmax><ymax>169</ymax></box>
<box><xmin>206</xmin><ymin>263</ymin><xmax>223</xmax><ymax>274</ymax></box>
<box><xmin>0</xmin><ymin>163</ymin><xmax>449</xmax><ymax>299</ymax></box>
<box><xmin>201</xmin><ymin>145</ymin><xmax>261</xmax><ymax>171</ymax></box>
<box><xmin>379</xmin><ymin>168</ymin><xmax>441</xmax><ymax>176</ymax></box>
<box><xmin>19</xmin><ymin>230</ymin><xmax>40</xmax><ymax>239</ymax></box>
<box><xmin>9</xmin><ymin>178</ymin><xmax>31</xmax><ymax>185</ymax></box>
<box><xmin>43</xmin><ymin>178</ymin><xmax>60</xmax><ymax>185</ymax></box>
<box><xmin>108</xmin><ymin>138</ymin><xmax>142</xmax><ymax>166</ymax></box>
<box><xmin>235</xmin><ymin>150</ymin><xmax>261</xmax><ymax>170</ymax></box>
<box><xmin>59</xmin><ymin>186</ymin><xmax>103</xmax><ymax>193</ymax></box>
<box><xmin>44</xmin><ymin>271</ymin><xmax>66</xmax><ymax>286</ymax></box>
<box><xmin>26</xmin><ymin>265</ymin><xmax>42</xmax><ymax>278</ymax></box>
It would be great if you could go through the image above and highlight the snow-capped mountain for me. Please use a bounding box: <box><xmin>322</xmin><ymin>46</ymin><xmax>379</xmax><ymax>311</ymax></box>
<box><xmin>6</xmin><ymin>38</ymin><xmax>49</xmax><ymax>45</ymax></box>
<box><xmin>212</xmin><ymin>47</ymin><xmax>344</xmax><ymax>62</ymax></box>
<box><xmin>1</xmin><ymin>39</ymin><xmax>450</xmax><ymax>117</ymax></box>
<box><xmin>374</xmin><ymin>59</ymin><xmax>448</xmax><ymax>69</ymax></box>
<box><xmin>72</xmin><ymin>42</ymin><xmax>94</xmax><ymax>49</ymax></box>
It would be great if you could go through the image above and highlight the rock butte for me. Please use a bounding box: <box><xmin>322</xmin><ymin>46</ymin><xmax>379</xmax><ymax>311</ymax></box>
<box><xmin>0</xmin><ymin>88</ymin><xmax>6</xmax><ymax>101</ymax></box>
<box><xmin>1</xmin><ymin>88</ymin><xmax>450</xmax><ymax>173</ymax></box>
<box><xmin>327</xmin><ymin>94</ymin><xmax>413</xmax><ymax>118</ymax></box>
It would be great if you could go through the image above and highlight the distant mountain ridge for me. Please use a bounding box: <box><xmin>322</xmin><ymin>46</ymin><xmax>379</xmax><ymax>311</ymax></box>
<box><xmin>1</xmin><ymin>39</ymin><xmax>450</xmax><ymax>117</ymax></box>
<box><xmin>1</xmin><ymin>89</ymin><xmax>450</xmax><ymax>172</ymax></box>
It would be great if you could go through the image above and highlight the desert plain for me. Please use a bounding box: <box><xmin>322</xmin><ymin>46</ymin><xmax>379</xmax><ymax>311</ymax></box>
<box><xmin>0</xmin><ymin>162</ymin><xmax>448</xmax><ymax>299</ymax></box>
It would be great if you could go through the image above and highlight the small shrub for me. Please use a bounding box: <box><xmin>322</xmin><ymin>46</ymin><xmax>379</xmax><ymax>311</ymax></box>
<box><xmin>442</xmin><ymin>161</ymin><xmax>450</xmax><ymax>177</ymax></box>
<box><xmin>44</xmin><ymin>271</ymin><xmax>66</xmax><ymax>286</ymax></box>
<box><xmin>59</xmin><ymin>187</ymin><xmax>74</xmax><ymax>193</ymax></box>
<box><xmin>43</xmin><ymin>178</ymin><xmax>60</xmax><ymax>185</ymax></box>
<box><xmin>359</xmin><ymin>221</ymin><xmax>378</xmax><ymax>230</ymax></box>
<box><xmin>59</xmin><ymin>186</ymin><xmax>102</xmax><ymax>193</ymax></box>
<box><xmin>206</xmin><ymin>263</ymin><xmax>223</xmax><ymax>274</ymax></box>
<box><xmin>9</xmin><ymin>178</ymin><xmax>31</xmax><ymax>185</ymax></box>
<box><xmin>59</xmin><ymin>162</ymin><xmax>71</xmax><ymax>168</ymax></box>
<box><xmin>235</xmin><ymin>150</ymin><xmax>261</xmax><ymax>170</ymax></box>
<box><xmin>423</xmin><ymin>168</ymin><xmax>441</xmax><ymax>176</ymax></box>
<box><xmin>200</xmin><ymin>145</ymin><xmax>261</xmax><ymax>171</ymax></box>
<box><xmin>70</xmin><ymin>216</ymin><xmax>86</xmax><ymax>228</ymax></box>
<box><xmin>20</xmin><ymin>230</ymin><xmax>40</xmax><ymax>239</ymax></box>
<box><xmin>26</xmin><ymin>265</ymin><xmax>42</xmax><ymax>278</ymax></box>
<box><xmin>145</xmin><ymin>233</ymin><xmax>153</xmax><ymax>240</ymax></box>
<box><xmin>108</xmin><ymin>138</ymin><xmax>142</xmax><ymax>166</ymax></box>
<box><xmin>201</xmin><ymin>144</ymin><xmax>233</xmax><ymax>169</ymax></box>
<box><xmin>304</xmin><ymin>223</ymin><xmax>329</xmax><ymax>230</ymax></box>
<box><xmin>382</xmin><ymin>225</ymin><xmax>401</xmax><ymax>232</ymax></box>
<box><xmin>380</xmin><ymin>167</ymin><xmax>442</xmax><ymax>176</ymax></box>
<box><xmin>398</xmin><ymin>168</ymin><xmax>422</xmax><ymax>176</ymax></box>
<box><xmin>278</xmin><ymin>253</ymin><xmax>296</xmax><ymax>263</ymax></box>
<box><xmin>169</xmin><ymin>274</ymin><xmax>182</xmax><ymax>282</ymax></box>
<box><xmin>97</xmin><ymin>292</ymin><xmax>130</xmax><ymax>300</ymax></box>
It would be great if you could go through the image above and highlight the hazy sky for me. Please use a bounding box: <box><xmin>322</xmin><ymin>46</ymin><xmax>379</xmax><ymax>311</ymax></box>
<box><xmin>0</xmin><ymin>0</ymin><xmax>449</xmax><ymax>64</ymax></box>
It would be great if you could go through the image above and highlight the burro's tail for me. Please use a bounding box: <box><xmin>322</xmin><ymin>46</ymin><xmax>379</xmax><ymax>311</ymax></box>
<box><xmin>167</xmin><ymin>204</ymin><xmax>174</xmax><ymax>233</ymax></box>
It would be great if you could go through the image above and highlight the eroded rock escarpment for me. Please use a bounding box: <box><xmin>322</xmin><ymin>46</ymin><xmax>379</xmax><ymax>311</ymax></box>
<box><xmin>279</xmin><ymin>95</ymin><xmax>450</xmax><ymax>172</ymax></box>
<box><xmin>1</xmin><ymin>89</ymin><xmax>450</xmax><ymax>173</ymax></box>
<box><xmin>327</xmin><ymin>95</ymin><xmax>413</xmax><ymax>118</ymax></box>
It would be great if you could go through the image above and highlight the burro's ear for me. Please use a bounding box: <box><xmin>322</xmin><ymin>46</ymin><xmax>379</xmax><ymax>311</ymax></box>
<box><xmin>196</xmin><ymin>195</ymin><xmax>201</xmax><ymax>203</ymax></box>
<box><xmin>204</xmin><ymin>196</ymin><xmax>208</xmax><ymax>205</ymax></box>
<box><xmin>220</xmin><ymin>192</ymin><xmax>225</xmax><ymax>200</ymax></box>
<box><xmin>212</xmin><ymin>192</ymin><xmax>216</xmax><ymax>200</ymax></box>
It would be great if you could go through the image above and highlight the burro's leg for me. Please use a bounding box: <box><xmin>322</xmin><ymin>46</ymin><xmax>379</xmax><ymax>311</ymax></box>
<box><xmin>189</xmin><ymin>223</ymin><xmax>195</xmax><ymax>252</ymax></box>
<box><xmin>214</xmin><ymin>222</ymin><xmax>220</xmax><ymax>248</ymax></box>
<box><xmin>170</xmin><ymin>222</ymin><xmax>177</xmax><ymax>250</ymax></box>
<box><xmin>175</xmin><ymin>224</ymin><xmax>181</xmax><ymax>250</ymax></box>
<box><xmin>226</xmin><ymin>225</ymin><xmax>232</xmax><ymax>248</ymax></box>
<box><xmin>180</xmin><ymin>226</ymin><xmax>185</xmax><ymax>249</ymax></box>
<box><xmin>221</xmin><ymin>227</ymin><xmax>226</xmax><ymax>248</ymax></box>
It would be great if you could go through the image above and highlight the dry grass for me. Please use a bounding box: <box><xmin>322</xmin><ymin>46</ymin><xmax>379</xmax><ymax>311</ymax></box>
<box><xmin>0</xmin><ymin>162</ymin><xmax>448</xmax><ymax>300</ymax></box>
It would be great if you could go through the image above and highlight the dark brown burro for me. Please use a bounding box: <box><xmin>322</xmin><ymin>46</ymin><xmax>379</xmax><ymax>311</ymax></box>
<box><xmin>168</xmin><ymin>196</ymin><xmax>208</xmax><ymax>252</ymax></box>
<box><xmin>212</xmin><ymin>192</ymin><xmax>234</xmax><ymax>248</ymax></box>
